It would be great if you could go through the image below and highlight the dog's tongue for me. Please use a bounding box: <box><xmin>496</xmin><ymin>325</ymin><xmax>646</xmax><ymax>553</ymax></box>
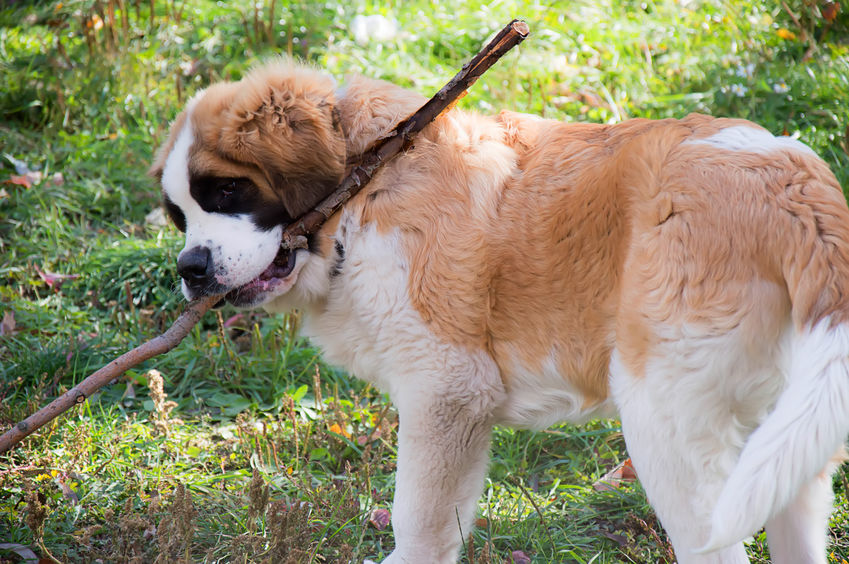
<box><xmin>225</xmin><ymin>247</ymin><xmax>296</xmax><ymax>304</ymax></box>
<box><xmin>258</xmin><ymin>248</ymin><xmax>296</xmax><ymax>281</ymax></box>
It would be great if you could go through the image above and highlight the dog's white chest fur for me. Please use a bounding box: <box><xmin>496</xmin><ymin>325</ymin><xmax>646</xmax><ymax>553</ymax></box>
<box><xmin>300</xmin><ymin>217</ymin><xmax>432</xmax><ymax>393</ymax></box>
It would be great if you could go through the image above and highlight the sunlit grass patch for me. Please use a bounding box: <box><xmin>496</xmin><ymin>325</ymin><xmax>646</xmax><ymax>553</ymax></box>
<box><xmin>1</xmin><ymin>0</ymin><xmax>848</xmax><ymax>562</ymax></box>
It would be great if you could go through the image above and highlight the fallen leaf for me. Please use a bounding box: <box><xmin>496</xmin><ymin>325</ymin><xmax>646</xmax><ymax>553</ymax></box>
<box><xmin>144</xmin><ymin>206</ymin><xmax>167</xmax><ymax>227</ymax></box>
<box><xmin>0</xmin><ymin>543</ymin><xmax>39</xmax><ymax>564</ymax></box>
<box><xmin>369</xmin><ymin>508</ymin><xmax>391</xmax><ymax>530</ymax></box>
<box><xmin>123</xmin><ymin>380</ymin><xmax>136</xmax><ymax>400</ymax></box>
<box><xmin>57</xmin><ymin>474</ymin><xmax>79</xmax><ymax>504</ymax></box>
<box><xmin>599</xmin><ymin>530</ymin><xmax>629</xmax><ymax>547</ymax></box>
<box><xmin>510</xmin><ymin>550</ymin><xmax>531</xmax><ymax>564</ymax></box>
<box><xmin>821</xmin><ymin>2</ymin><xmax>839</xmax><ymax>22</ymax></box>
<box><xmin>5</xmin><ymin>171</ymin><xmax>42</xmax><ymax>189</ymax></box>
<box><xmin>593</xmin><ymin>458</ymin><xmax>638</xmax><ymax>491</ymax></box>
<box><xmin>0</xmin><ymin>310</ymin><xmax>15</xmax><ymax>336</ymax></box>
<box><xmin>34</xmin><ymin>264</ymin><xmax>80</xmax><ymax>290</ymax></box>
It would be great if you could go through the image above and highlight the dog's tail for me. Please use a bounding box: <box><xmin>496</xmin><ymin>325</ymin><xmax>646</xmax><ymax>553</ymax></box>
<box><xmin>698</xmin><ymin>157</ymin><xmax>849</xmax><ymax>553</ymax></box>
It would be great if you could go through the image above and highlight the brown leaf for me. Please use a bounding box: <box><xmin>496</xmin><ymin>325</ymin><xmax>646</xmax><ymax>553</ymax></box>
<box><xmin>5</xmin><ymin>171</ymin><xmax>42</xmax><ymax>189</ymax></box>
<box><xmin>34</xmin><ymin>264</ymin><xmax>80</xmax><ymax>290</ymax></box>
<box><xmin>57</xmin><ymin>474</ymin><xmax>79</xmax><ymax>505</ymax></box>
<box><xmin>593</xmin><ymin>458</ymin><xmax>638</xmax><ymax>491</ymax></box>
<box><xmin>369</xmin><ymin>507</ymin><xmax>391</xmax><ymax>530</ymax></box>
<box><xmin>821</xmin><ymin>2</ymin><xmax>839</xmax><ymax>22</ymax></box>
<box><xmin>599</xmin><ymin>530</ymin><xmax>629</xmax><ymax>547</ymax></box>
<box><xmin>1</xmin><ymin>310</ymin><xmax>16</xmax><ymax>336</ymax></box>
<box><xmin>123</xmin><ymin>380</ymin><xmax>136</xmax><ymax>400</ymax></box>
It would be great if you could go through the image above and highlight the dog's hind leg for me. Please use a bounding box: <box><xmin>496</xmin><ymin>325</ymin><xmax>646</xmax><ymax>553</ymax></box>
<box><xmin>610</xmin><ymin>351</ymin><xmax>749</xmax><ymax>562</ymax></box>
<box><xmin>380</xmin><ymin>349</ymin><xmax>505</xmax><ymax>564</ymax></box>
<box><xmin>765</xmin><ymin>452</ymin><xmax>843</xmax><ymax>564</ymax></box>
<box><xmin>609</xmin><ymin>316</ymin><xmax>792</xmax><ymax>564</ymax></box>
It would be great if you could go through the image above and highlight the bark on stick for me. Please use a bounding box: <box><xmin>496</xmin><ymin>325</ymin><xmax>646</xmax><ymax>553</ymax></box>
<box><xmin>281</xmin><ymin>19</ymin><xmax>529</xmax><ymax>250</ymax></box>
<box><xmin>0</xmin><ymin>19</ymin><xmax>529</xmax><ymax>455</ymax></box>
<box><xmin>0</xmin><ymin>294</ymin><xmax>220</xmax><ymax>454</ymax></box>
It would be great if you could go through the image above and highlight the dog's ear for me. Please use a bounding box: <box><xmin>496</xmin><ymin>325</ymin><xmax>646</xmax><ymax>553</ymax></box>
<box><xmin>215</xmin><ymin>67</ymin><xmax>347</xmax><ymax>218</ymax></box>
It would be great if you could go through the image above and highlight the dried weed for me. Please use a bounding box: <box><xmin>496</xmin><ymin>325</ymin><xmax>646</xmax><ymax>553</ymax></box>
<box><xmin>146</xmin><ymin>369</ymin><xmax>181</xmax><ymax>435</ymax></box>
<box><xmin>155</xmin><ymin>483</ymin><xmax>197</xmax><ymax>564</ymax></box>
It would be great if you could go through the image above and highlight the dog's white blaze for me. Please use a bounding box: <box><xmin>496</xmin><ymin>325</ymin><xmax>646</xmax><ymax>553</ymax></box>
<box><xmin>685</xmin><ymin>125</ymin><xmax>817</xmax><ymax>157</ymax></box>
<box><xmin>161</xmin><ymin>107</ymin><xmax>282</xmax><ymax>292</ymax></box>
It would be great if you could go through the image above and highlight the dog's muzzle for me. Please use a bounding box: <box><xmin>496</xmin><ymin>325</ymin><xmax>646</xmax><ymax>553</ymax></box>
<box><xmin>177</xmin><ymin>245</ymin><xmax>221</xmax><ymax>295</ymax></box>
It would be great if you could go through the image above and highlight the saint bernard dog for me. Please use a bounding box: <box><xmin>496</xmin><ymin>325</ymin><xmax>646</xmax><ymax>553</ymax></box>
<box><xmin>149</xmin><ymin>60</ymin><xmax>849</xmax><ymax>563</ymax></box>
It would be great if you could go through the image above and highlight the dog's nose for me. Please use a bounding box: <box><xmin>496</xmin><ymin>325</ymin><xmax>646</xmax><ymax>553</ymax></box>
<box><xmin>177</xmin><ymin>246</ymin><xmax>213</xmax><ymax>288</ymax></box>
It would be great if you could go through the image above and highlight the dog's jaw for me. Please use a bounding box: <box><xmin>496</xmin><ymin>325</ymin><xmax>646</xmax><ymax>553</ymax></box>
<box><xmin>223</xmin><ymin>247</ymin><xmax>310</xmax><ymax>307</ymax></box>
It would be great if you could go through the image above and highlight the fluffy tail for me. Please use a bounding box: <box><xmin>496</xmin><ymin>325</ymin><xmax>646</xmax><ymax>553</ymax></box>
<box><xmin>697</xmin><ymin>320</ymin><xmax>849</xmax><ymax>552</ymax></box>
<box><xmin>698</xmin><ymin>159</ymin><xmax>849</xmax><ymax>552</ymax></box>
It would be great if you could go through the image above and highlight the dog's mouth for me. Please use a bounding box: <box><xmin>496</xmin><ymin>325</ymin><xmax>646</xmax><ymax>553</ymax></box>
<box><xmin>225</xmin><ymin>246</ymin><xmax>298</xmax><ymax>306</ymax></box>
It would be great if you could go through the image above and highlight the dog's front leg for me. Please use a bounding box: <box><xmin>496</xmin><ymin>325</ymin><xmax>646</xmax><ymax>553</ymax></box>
<box><xmin>381</xmin><ymin>354</ymin><xmax>504</xmax><ymax>564</ymax></box>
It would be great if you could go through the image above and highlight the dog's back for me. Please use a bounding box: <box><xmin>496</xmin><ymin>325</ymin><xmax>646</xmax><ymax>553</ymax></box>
<box><xmin>354</xmin><ymin>99</ymin><xmax>849</xmax><ymax>560</ymax></box>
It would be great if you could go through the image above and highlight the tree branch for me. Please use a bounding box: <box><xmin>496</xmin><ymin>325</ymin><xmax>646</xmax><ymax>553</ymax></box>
<box><xmin>281</xmin><ymin>19</ymin><xmax>529</xmax><ymax>250</ymax></box>
<box><xmin>0</xmin><ymin>19</ymin><xmax>529</xmax><ymax>455</ymax></box>
<box><xmin>0</xmin><ymin>294</ymin><xmax>220</xmax><ymax>454</ymax></box>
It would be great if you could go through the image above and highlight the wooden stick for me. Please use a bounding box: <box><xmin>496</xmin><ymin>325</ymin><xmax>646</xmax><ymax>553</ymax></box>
<box><xmin>0</xmin><ymin>19</ymin><xmax>529</xmax><ymax>455</ymax></box>
<box><xmin>281</xmin><ymin>19</ymin><xmax>529</xmax><ymax>250</ymax></box>
<box><xmin>0</xmin><ymin>294</ymin><xmax>220</xmax><ymax>454</ymax></box>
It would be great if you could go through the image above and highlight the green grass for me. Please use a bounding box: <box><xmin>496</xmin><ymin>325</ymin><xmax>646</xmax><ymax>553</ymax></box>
<box><xmin>1</xmin><ymin>0</ymin><xmax>848</xmax><ymax>562</ymax></box>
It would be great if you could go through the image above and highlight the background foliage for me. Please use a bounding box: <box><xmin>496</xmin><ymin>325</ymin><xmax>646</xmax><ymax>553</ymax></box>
<box><xmin>1</xmin><ymin>0</ymin><xmax>848</xmax><ymax>562</ymax></box>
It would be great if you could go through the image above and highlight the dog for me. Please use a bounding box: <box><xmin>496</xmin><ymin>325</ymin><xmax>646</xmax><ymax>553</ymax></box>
<box><xmin>149</xmin><ymin>60</ymin><xmax>849</xmax><ymax>563</ymax></box>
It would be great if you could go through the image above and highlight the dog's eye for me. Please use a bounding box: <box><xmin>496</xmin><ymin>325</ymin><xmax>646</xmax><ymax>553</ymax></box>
<box><xmin>218</xmin><ymin>180</ymin><xmax>236</xmax><ymax>197</ymax></box>
<box><xmin>190</xmin><ymin>175</ymin><xmax>255</xmax><ymax>216</ymax></box>
<box><xmin>213</xmin><ymin>179</ymin><xmax>240</xmax><ymax>211</ymax></box>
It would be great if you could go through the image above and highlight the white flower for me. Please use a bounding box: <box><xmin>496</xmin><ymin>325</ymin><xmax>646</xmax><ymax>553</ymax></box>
<box><xmin>179</xmin><ymin>60</ymin><xmax>194</xmax><ymax>76</ymax></box>
<box><xmin>730</xmin><ymin>83</ymin><xmax>748</xmax><ymax>97</ymax></box>
<box><xmin>772</xmin><ymin>80</ymin><xmax>790</xmax><ymax>94</ymax></box>
<box><xmin>734</xmin><ymin>63</ymin><xmax>756</xmax><ymax>79</ymax></box>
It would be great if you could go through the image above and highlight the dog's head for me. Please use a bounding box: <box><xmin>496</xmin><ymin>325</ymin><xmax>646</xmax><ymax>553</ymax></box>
<box><xmin>149</xmin><ymin>62</ymin><xmax>346</xmax><ymax>307</ymax></box>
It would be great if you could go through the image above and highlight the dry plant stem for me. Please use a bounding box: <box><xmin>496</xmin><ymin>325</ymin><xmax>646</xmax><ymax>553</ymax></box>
<box><xmin>0</xmin><ymin>294</ymin><xmax>221</xmax><ymax>455</ymax></box>
<box><xmin>280</xmin><ymin>19</ymin><xmax>530</xmax><ymax>250</ymax></box>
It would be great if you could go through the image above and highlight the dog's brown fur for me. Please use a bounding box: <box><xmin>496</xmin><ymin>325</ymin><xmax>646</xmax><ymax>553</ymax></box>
<box><xmin>153</xmin><ymin>61</ymin><xmax>849</xmax><ymax>563</ymax></box>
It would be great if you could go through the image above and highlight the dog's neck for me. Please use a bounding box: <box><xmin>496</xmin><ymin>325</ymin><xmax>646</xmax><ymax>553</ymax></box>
<box><xmin>333</xmin><ymin>75</ymin><xmax>429</xmax><ymax>158</ymax></box>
